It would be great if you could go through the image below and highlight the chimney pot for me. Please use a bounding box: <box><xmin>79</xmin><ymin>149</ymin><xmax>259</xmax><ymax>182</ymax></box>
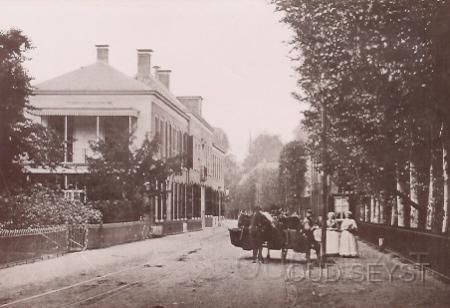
<box><xmin>153</xmin><ymin>65</ymin><xmax>160</xmax><ymax>77</ymax></box>
<box><xmin>155</xmin><ymin>69</ymin><xmax>171</xmax><ymax>89</ymax></box>
<box><xmin>95</xmin><ymin>44</ymin><xmax>109</xmax><ymax>63</ymax></box>
<box><xmin>137</xmin><ymin>49</ymin><xmax>153</xmax><ymax>81</ymax></box>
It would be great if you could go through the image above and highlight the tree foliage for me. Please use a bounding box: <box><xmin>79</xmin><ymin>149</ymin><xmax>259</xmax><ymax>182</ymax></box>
<box><xmin>0</xmin><ymin>29</ymin><xmax>64</xmax><ymax>191</ymax></box>
<box><xmin>86</xmin><ymin>125</ymin><xmax>183</xmax><ymax>217</ymax></box>
<box><xmin>242</xmin><ymin>134</ymin><xmax>283</xmax><ymax>172</ymax></box>
<box><xmin>272</xmin><ymin>0</ymin><xmax>450</xmax><ymax>208</ymax></box>
<box><xmin>278</xmin><ymin>140</ymin><xmax>307</xmax><ymax>212</ymax></box>
<box><xmin>238</xmin><ymin>162</ymin><xmax>280</xmax><ymax>211</ymax></box>
<box><xmin>223</xmin><ymin>133</ymin><xmax>284</xmax><ymax>215</ymax></box>
<box><xmin>223</xmin><ymin>153</ymin><xmax>242</xmax><ymax>216</ymax></box>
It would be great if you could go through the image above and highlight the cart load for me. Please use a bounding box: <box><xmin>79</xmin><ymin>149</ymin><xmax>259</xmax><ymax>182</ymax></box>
<box><xmin>229</xmin><ymin>212</ymin><xmax>315</xmax><ymax>259</ymax></box>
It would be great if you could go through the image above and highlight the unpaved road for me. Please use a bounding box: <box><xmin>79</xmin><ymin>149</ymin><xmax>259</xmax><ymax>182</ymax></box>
<box><xmin>0</xmin><ymin>221</ymin><xmax>449</xmax><ymax>308</ymax></box>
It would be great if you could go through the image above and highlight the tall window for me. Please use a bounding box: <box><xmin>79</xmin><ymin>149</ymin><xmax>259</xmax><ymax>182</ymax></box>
<box><xmin>159</xmin><ymin>120</ymin><xmax>164</xmax><ymax>158</ymax></box>
<box><xmin>168</xmin><ymin>124</ymin><xmax>172</xmax><ymax>157</ymax></box>
<box><xmin>172</xmin><ymin>125</ymin><xmax>175</xmax><ymax>157</ymax></box>
<box><xmin>165</xmin><ymin>121</ymin><xmax>168</xmax><ymax>158</ymax></box>
<box><xmin>177</xmin><ymin>130</ymin><xmax>181</xmax><ymax>155</ymax></box>
<box><xmin>154</xmin><ymin>116</ymin><xmax>159</xmax><ymax>137</ymax></box>
<box><xmin>154</xmin><ymin>116</ymin><xmax>160</xmax><ymax>158</ymax></box>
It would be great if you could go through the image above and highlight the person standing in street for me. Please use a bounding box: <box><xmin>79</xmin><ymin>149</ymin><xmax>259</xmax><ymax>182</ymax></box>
<box><xmin>326</xmin><ymin>212</ymin><xmax>340</xmax><ymax>255</ymax></box>
<box><xmin>250</xmin><ymin>207</ymin><xmax>264</xmax><ymax>263</ymax></box>
<box><xmin>339</xmin><ymin>211</ymin><xmax>359</xmax><ymax>257</ymax></box>
<box><xmin>302</xmin><ymin>209</ymin><xmax>321</xmax><ymax>263</ymax></box>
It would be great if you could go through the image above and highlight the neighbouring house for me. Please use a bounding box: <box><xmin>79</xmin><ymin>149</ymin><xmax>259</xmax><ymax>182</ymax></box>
<box><xmin>27</xmin><ymin>45</ymin><xmax>226</xmax><ymax>230</ymax></box>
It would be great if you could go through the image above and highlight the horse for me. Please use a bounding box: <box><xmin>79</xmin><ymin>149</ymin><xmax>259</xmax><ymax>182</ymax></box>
<box><xmin>249</xmin><ymin>211</ymin><xmax>288</xmax><ymax>262</ymax></box>
<box><xmin>277</xmin><ymin>215</ymin><xmax>302</xmax><ymax>230</ymax></box>
<box><xmin>231</xmin><ymin>211</ymin><xmax>317</xmax><ymax>263</ymax></box>
<box><xmin>273</xmin><ymin>214</ymin><xmax>319</xmax><ymax>262</ymax></box>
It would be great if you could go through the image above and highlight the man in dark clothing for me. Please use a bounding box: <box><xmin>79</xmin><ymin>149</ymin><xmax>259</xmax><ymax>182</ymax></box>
<box><xmin>250</xmin><ymin>208</ymin><xmax>265</xmax><ymax>263</ymax></box>
<box><xmin>302</xmin><ymin>209</ymin><xmax>321</xmax><ymax>263</ymax></box>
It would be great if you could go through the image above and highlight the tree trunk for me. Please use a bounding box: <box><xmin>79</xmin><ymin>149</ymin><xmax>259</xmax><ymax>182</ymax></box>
<box><xmin>410</xmin><ymin>153</ymin><xmax>430</xmax><ymax>230</ymax></box>
<box><xmin>365</xmin><ymin>197</ymin><xmax>370</xmax><ymax>222</ymax></box>
<box><xmin>379</xmin><ymin>199</ymin><xmax>384</xmax><ymax>224</ymax></box>
<box><xmin>374</xmin><ymin>196</ymin><xmax>380</xmax><ymax>223</ymax></box>
<box><xmin>379</xmin><ymin>192</ymin><xmax>389</xmax><ymax>225</ymax></box>
<box><xmin>426</xmin><ymin>162</ymin><xmax>434</xmax><ymax>230</ymax></box>
<box><xmin>418</xmin><ymin>169</ymin><xmax>430</xmax><ymax>231</ymax></box>
<box><xmin>410</xmin><ymin>160</ymin><xmax>419</xmax><ymax>228</ymax></box>
<box><xmin>426</xmin><ymin>125</ymin><xmax>444</xmax><ymax>233</ymax></box>
<box><xmin>396</xmin><ymin>162</ymin><xmax>409</xmax><ymax>227</ymax></box>
<box><xmin>443</xmin><ymin>122</ymin><xmax>450</xmax><ymax>233</ymax></box>
<box><xmin>370</xmin><ymin>196</ymin><xmax>375</xmax><ymax>223</ymax></box>
<box><xmin>391</xmin><ymin>199</ymin><xmax>397</xmax><ymax>226</ymax></box>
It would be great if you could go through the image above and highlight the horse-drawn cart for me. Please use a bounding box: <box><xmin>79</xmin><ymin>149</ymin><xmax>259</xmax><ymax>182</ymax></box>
<box><xmin>229</xmin><ymin>214</ymin><xmax>312</xmax><ymax>262</ymax></box>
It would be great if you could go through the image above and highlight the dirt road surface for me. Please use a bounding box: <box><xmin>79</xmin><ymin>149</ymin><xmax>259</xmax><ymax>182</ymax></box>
<box><xmin>0</xmin><ymin>221</ymin><xmax>449</xmax><ymax>308</ymax></box>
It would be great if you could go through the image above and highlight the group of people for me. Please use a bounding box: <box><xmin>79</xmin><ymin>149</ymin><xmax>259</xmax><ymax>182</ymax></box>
<box><xmin>274</xmin><ymin>208</ymin><xmax>359</xmax><ymax>258</ymax></box>
<box><xmin>325</xmin><ymin>210</ymin><xmax>359</xmax><ymax>257</ymax></box>
<box><xmin>238</xmin><ymin>207</ymin><xmax>359</xmax><ymax>263</ymax></box>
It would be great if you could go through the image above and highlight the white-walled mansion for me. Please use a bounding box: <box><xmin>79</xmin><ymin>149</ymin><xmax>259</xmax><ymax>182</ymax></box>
<box><xmin>28</xmin><ymin>45</ymin><xmax>225</xmax><ymax>228</ymax></box>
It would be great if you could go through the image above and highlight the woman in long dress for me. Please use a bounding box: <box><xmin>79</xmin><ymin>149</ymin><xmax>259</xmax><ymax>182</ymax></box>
<box><xmin>339</xmin><ymin>211</ymin><xmax>359</xmax><ymax>257</ymax></box>
<box><xmin>326</xmin><ymin>212</ymin><xmax>340</xmax><ymax>255</ymax></box>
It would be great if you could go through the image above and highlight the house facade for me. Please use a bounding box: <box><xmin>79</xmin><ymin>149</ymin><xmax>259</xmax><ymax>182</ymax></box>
<box><xmin>28</xmin><ymin>45</ymin><xmax>225</xmax><ymax>230</ymax></box>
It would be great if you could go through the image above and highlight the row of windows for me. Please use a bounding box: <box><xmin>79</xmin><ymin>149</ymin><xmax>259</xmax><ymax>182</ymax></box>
<box><xmin>211</xmin><ymin>151</ymin><xmax>223</xmax><ymax>180</ymax></box>
<box><xmin>154</xmin><ymin>116</ymin><xmax>187</xmax><ymax>159</ymax></box>
<box><xmin>194</xmin><ymin>138</ymin><xmax>223</xmax><ymax>180</ymax></box>
<box><xmin>154</xmin><ymin>115</ymin><xmax>223</xmax><ymax>180</ymax></box>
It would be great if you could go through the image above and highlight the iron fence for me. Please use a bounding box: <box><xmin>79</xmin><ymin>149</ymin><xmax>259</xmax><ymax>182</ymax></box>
<box><xmin>358</xmin><ymin>222</ymin><xmax>450</xmax><ymax>279</ymax></box>
<box><xmin>0</xmin><ymin>219</ymin><xmax>207</xmax><ymax>267</ymax></box>
<box><xmin>0</xmin><ymin>226</ymin><xmax>68</xmax><ymax>267</ymax></box>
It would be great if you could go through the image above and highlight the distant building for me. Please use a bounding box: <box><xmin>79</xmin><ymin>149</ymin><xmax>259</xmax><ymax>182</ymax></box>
<box><xmin>27</xmin><ymin>45</ymin><xmax>225</xmax><ymax>228</ymax></box>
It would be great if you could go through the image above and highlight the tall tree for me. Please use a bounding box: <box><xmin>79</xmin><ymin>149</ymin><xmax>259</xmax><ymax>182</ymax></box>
<box><xmin>273</xmin><ymin>0</ymin><xmax>450</xmax><ymax>232</ymax></box>
<box><xmin>238</xmin><ymin>161</ymin><xmax>280</xmax><ymax>211</ymax></box>
<box><xmin>242</xmin><ymin>133</ymin><xmax>283</xmax><ymax>172</ymax></box>
<box><xmin>223</xmin><ymin>153</ymin><xmax>242</xmax><ymax>217</ymax></box>
<box><xmin>87</xmin><ymin>126</ymin><xmax>183</xmax><ymax>209</ymax></box>
<box><xmin>0</xmin><ymin>29</ymin><xmax>64</xmax><ymax>191</ymax></box>
<box><xmin>0</xmin><ymin>29</ymin><xmax>33</xmax><ymax>189</ymax></box>
<box><xmin>279</xmin><ymin>140</ymin><xmax>307</xmax><ymax>213</ymax></box>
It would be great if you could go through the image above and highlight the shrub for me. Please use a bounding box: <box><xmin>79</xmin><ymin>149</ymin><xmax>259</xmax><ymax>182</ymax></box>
<box><xmin>0</xmin><ymin>184</ymin><xmax>102</xmax><ymax>229</ymax></box>
<box><xmin>88</xmin><ymin>199</ymin><xmax>142</xmax><ymax>223</ymax></box>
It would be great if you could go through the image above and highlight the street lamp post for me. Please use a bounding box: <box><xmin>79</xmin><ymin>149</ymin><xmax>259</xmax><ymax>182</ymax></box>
<box><xmin>320</xmin><ymin>104</ymin><xmax>328</xmax><ymax>267</ymax></box>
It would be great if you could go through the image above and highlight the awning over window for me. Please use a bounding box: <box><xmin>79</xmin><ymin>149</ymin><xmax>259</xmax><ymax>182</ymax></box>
<box><xmin>31</xmin><ymin>107</ymin><xmax>139</xmax><ymax>117</ymax></box>
<box><xmin>24</xmin><ymin>164</ymin><xmax>89</xmax><ymax>174</ymax></box>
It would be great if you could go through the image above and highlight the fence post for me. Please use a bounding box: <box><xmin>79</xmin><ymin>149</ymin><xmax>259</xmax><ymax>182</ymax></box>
<box><xmin>66</xmin><ymin>225</ymin><xmax>70</xmax><ymax>253</ymax></box>
<box><xmin>84</xmin><ymin>225</ymin><xmax>89</xmax><ymax>250</ymax></box>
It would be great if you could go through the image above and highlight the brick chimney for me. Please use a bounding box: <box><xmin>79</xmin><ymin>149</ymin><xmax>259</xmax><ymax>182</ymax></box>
<box><xmin>155</xmin><ymin>69</ymin><xmax>171</xmax><ymax>89</ymax></box>
<box><xmin>136</xmin><ymin>49</ymin><xmax>153</xmax><ymax>81</ymax></box>
<box><xmin>95</xmin><ymin>44</ymin><xmax>109</xmax><ymax>63</ymax></box>
<box><xmin>153</xmin><ymin>65</ymin><xmax>160</xmax><ymax>77</ymax></box>
<box><xmin>177</xmin><ymin>96</ymin><xmax>203</xmax><ymax>116</ymax></box>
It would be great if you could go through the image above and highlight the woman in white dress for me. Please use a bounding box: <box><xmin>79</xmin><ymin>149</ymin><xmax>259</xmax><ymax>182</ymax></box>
<box><xmin>339</xmin><ymin>211</ymin><xmax>359</xmax><ymax>257</ymax></box>
<box><xmin>326</xmin><ymin>212</ymin><xmax>340</xmax><ymax>255</ymax></box>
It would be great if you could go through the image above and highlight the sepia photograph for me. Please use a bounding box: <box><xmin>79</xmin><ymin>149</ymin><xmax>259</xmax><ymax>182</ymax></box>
<box><xmin>0</xmin><ymin>0</ymin><xmax>450</xmax><ymax>307</ymax></box>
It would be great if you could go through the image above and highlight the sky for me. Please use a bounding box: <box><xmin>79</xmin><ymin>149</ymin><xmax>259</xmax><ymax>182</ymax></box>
<box><xmin>0</xmin><ymin>0</ymin><xmax>306</xmax><ymax>161</ymax></box>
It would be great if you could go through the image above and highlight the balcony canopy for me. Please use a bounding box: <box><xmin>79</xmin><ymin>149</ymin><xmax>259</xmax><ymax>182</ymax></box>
<box><xmin>32</xmin><ymin>107</ymin><xmax>139</xmax><ymax>117</ymax></box>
